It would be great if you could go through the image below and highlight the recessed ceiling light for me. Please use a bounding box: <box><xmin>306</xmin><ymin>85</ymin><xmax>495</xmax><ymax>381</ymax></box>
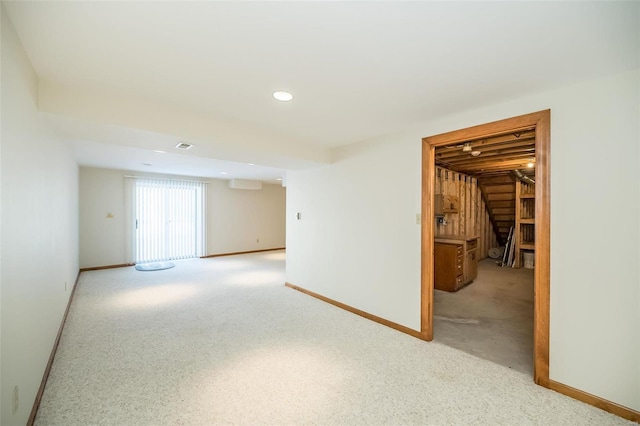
<box><xmin>220</xmin><ymin>172</ymin><xmax>228</xmax><ymax>175</ymax></box>
<box><xmin>276</xmin><ymin>178</ymin><xmax>282</xmax><ymax>181</ymax></box>
<box><xmin>154</xmin><ymin>150</ymin><xmax>166</xmax><ymax>154</ymax></box>
<box><xmin>248</xmin><ymin>163</ymin><xmax>255</xmax><ymax>166</ymax></box>
<box><xmin>273</xmin><ymin>91</ymin><xmax>293</xmax><ymax>102</ymax></box>
<box><xmin>527</xmin><ymin>162</ymin><xmax>535</xmax><ymax>168</ymax></box>
<box><xmin>142</xmin><ymin>163</ymin><xmax>152</xmax><ymax>166</ymax></box>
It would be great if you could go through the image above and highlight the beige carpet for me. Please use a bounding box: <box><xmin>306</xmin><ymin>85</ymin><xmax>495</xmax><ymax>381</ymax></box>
<box><xmin>35</xmin><ymin>250</ymin><xmax>631</xmax><ymax>425</ymax></box>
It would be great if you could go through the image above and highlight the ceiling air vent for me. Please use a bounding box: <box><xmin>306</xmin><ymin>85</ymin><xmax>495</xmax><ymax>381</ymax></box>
<box><xmin>175</xmin><ymin>142</ymin><xmax>193</xmax><ymax>150</ymax></box>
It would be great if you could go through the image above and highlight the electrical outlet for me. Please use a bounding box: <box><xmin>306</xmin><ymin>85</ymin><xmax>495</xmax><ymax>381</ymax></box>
<box><xmin>12</xmin><ymin>385</ymin><xmax>18</xmax><ymax>415</ymax></box>
<box><xmin>256</xmin><ymin>238</ymin><xmax>259</xmax><ymax>243</ymax></box>
<box><xmin>416</xmin><ymin>213</ymin><xmax>421</xmax><ymax>225</ymax></box>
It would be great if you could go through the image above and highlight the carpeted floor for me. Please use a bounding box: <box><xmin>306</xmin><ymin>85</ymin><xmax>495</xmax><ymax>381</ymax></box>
<box><xmin>35</xmin><ymin>250</ymin><xmax>632</xmax><ymax>425</ymax></box>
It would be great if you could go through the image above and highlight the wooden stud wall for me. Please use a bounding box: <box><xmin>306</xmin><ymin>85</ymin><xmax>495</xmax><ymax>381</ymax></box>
<box><xmin>435</xmin><ymin>166</ymin><xmax>498</xmax><ymax>259</ymax></box>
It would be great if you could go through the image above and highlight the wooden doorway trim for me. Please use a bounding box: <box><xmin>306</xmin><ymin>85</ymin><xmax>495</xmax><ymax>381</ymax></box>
<box><xmin>420</xmin><ymin>110</ymin><xmax>550</xmax><ymax>386</ymax></box>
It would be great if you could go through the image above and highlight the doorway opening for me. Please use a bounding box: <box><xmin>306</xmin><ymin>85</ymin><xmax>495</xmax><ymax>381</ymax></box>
<box><xmin>421</xmin><ymin>110</ymin><xmax>550</xmax><ymax>385</ymax></box>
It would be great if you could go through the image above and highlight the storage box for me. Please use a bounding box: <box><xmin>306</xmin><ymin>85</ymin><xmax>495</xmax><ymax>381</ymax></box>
<box><xmin>434</xmin><ymin>194</ymin><xmax>459</xmax><ymax>215</ymax></box>
<box><xmin>523</xmin><ymin>252</ymin><xmax>534</xmax><ymax>269</ymax></box>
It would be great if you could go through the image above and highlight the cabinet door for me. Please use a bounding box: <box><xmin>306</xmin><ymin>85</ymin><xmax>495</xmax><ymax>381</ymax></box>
<box><xmin>434</xmin><ymin>243</ymin><xmax>460</xmax><ymax>292</ymax></box>
<box><xmin>466</xmin><ymin>249</ymin><xmax>478</xmax><ymax>282</ymax></box>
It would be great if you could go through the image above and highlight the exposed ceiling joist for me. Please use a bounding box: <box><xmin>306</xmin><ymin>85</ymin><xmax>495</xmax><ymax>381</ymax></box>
<box><xmin>435</xmin><ymin>128</ymin><xmax>536</xmax><ymax>178</ymax></box>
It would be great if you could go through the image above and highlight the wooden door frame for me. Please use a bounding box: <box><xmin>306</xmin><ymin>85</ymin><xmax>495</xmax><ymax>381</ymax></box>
<box><xmin>420</xmin><ymin>110</ymin><xmax>550</xmax><ymax>386</ymax></box>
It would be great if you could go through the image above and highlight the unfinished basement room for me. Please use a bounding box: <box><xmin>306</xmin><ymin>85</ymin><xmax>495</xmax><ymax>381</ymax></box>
<box><xmin>432</xmin><ymin>127</ymin><xmax>538</xmax><ymax>375</ymax></box>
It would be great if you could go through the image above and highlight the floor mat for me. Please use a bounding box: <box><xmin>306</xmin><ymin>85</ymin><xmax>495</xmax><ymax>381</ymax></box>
<box><xmin>135</xmin><ymin>261</ymin><xmax>175</xmax><ymax>271</ymax></box>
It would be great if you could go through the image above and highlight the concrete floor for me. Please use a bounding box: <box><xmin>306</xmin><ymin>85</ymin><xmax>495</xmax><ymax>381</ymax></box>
<box><xmin>434</xmin><ymin>258</ymin><xmax>534</xmax><ymax>375</ymax></box>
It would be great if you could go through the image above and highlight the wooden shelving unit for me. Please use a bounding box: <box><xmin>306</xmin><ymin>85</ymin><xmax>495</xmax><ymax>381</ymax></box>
<box><xmin>514</xmin><ymin>180</ymin><xmax>535</xmax><ymax>268</ymax></box>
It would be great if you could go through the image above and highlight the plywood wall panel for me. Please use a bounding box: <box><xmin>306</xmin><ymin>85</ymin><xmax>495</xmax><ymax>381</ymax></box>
<box><xmin>435</xmin><ymin>167</ymin><xmax>499</xmax><ymax>260</ymax></box>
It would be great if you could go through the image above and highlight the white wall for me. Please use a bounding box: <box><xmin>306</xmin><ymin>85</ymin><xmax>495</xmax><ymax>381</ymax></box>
<box><xmin>79</xmin><ymin>167</ymin><xmax>285</xmax><ymax>268</ymax></box>
<box><xmin>546</xmin><ymin>70</ymin><xmax>639</xmax><ymax>413</ymax></box>
<box><xmin>286</xmin><ymin>140</ymin><xmax>422</xmax><ymax>328</ymax></box>
<box><xmin>1</xmin><ymin>9</ymin><xmax>79</xmax><ymax>426</ymax></box>
<box><xmin>79</xmin><ymin>167</ymin><xmax>129</xmax><ymax>268</ymax></box>
<box><xmin>0</xmin><ymin>7</ymin><xmax>4</xmax><ymax>423</ymax></box>
<box><xmin>207</xmin><ymin>179</ymin><xmax>286</xmax><ymax>255</ymax></box>
<box><xmin>287</xmin><ymin>69</ymin><xmax>640</xmax><ymax>411</ymax></box>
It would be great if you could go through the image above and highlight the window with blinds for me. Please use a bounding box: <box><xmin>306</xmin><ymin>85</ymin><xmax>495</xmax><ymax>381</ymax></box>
<box><xmin>133</xmin><ymin>178</ymin><xmax>206</xmax><ymax>263</ymax></box>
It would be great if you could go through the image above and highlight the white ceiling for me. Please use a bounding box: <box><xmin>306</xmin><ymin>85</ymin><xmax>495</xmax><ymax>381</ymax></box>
<box><xmin>4</xmin><ymin>1</ymin><xmax>639</xmax><ymax>180</ymax></box>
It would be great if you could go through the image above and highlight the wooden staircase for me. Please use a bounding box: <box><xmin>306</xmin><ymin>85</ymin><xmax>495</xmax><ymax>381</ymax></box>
<box><xmin>477</xmin><ymin>175</ymin><xmax>516</xmax><ymax>246</ymax></box>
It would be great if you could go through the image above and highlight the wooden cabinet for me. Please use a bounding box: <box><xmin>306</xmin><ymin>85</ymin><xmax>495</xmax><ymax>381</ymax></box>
<box><xmin>434</xmin><ymin>243</ymin><xmax>463</xmax><ymax>292</ymax></box>
<box><xmin>434</xmin><ymin>235</ymin><xmax>478</xmax><ymax>292</ymax></box>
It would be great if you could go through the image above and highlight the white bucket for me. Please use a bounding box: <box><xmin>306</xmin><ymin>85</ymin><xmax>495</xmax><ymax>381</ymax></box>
<box><xmin>523</xmin><ymin>252</ymin><xmax>534</xmax><ymax>269</ymax></box>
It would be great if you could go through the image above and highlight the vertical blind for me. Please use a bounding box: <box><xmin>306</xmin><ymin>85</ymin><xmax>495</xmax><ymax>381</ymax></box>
<box><xmin>133</xmin><ymin>178</ymin><xmax>206</xmax><ymax>263</ymax></box>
